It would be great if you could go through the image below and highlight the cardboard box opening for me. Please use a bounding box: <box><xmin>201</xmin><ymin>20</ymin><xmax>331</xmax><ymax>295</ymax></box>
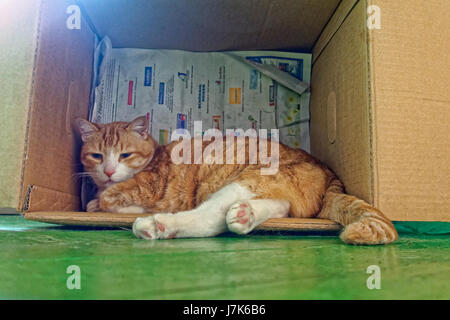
<box><xmin>3</xmin><ymin>0</ymin><xmax>449</xmax><ymax>223</ymax></box>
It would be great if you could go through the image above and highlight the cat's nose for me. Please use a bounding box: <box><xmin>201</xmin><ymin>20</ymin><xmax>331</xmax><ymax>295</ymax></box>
<box><xmin>104</xmin><ymin>168</ymin><xmax>115</xmax><ymax>177</ymax></box>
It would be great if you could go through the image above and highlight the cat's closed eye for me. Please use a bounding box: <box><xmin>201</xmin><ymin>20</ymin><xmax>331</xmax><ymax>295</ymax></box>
<box><xmin>90</xmin><ymin>153</ymin><xmax>103</xmax><ymax>161</ymax></box>
<box><xmin>120</xmin><ymin>153</ymin><xmax>132</xmax><ymax>159</ymax></box>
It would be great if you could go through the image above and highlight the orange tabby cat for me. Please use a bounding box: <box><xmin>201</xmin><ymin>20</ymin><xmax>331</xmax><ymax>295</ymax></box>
<box><xmin>75</xmin><ymin>116</ymin><xmax>398</xmax><ymax>245</ymax></box>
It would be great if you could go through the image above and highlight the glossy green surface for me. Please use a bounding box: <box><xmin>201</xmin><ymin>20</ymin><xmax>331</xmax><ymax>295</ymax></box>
<box><xmin>0</xmin><ymin>215</ymin><xmax>449</xmax><ymax>300</ymax></box>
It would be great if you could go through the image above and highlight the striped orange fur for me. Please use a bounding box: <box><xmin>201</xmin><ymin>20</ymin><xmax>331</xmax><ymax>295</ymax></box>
<box><xmin>76</xmin><ymin>116</ymin><xmax>398</xmax><ymax>245</ymax></box>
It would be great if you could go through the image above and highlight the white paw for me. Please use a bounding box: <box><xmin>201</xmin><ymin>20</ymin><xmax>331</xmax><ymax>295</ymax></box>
<box><xmin>226</xmin><ymin>201</ymin><xmax>255</xmax><ymax>234</ymax></box>
<box><xmin>86</xmin><ymin>199</ymin><xmax>100</xmax><ymax>212</ymax></box>
<box><xmin>132</xmin><ymin>213</ymin><xmax>177</xmax><ymax>240</ymax></box>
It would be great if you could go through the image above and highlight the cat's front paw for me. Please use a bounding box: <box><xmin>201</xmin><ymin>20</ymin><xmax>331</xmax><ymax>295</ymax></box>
<box><xmin>86</xmin><ymin>199</ymin><xmax>100</xmax><ymax>212</ymax></box>
<box><xmin>226</xmin><ymin>201</ymin><xmax>256</xmax><ymax>234</ymax></box>
<box><xmin>340</xmin><ymin>216</ymin><xmax>398</xmax><ymax>245</ymax></box>
<box><xmin>133</xmin><ymin>214</ymin><xmax>177</xmax><ymax>240</ymax></box>
<box><xmin>99</xmin><ymin>186</ymin><xmax>130</xmax><ymax>212</ymax></box>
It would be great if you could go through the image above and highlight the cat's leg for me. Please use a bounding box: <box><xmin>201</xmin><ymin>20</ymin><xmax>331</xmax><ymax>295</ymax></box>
<box><xmin>226</xmin><ymin>199</ymin><xmax>290</xmax><ymax>234</ymax></box>
<box><xmin>317</xmin><ymin>178</ymin><xmax>398</xmax><ymax>245</ymax></box>
<box><xmin>87</xmin><ymin>198</ymin><xmax>144</xmax><ymax>213</ymax></box>
<box><xmin>133</xmin><ymin>182</ymin><xmax>256</xmax><ymax>240</ymax></box>
<box><xmin>98</xmin><ymin>175</ymin><xmax>151</xmax><ymax>213</ymax></box>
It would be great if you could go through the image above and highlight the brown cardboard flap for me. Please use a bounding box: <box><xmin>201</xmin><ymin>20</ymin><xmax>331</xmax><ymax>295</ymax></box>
<box><xmin>24</xmin><ymin>185</ymin><xmax>80</xmax><ymax>212</ymax></box>
<box><xmin>79</xmin><ymin>0</ymin><xmax>340</xmax><ymax>51</ymax></box>
<box><xmin>312</xmin><ymin>0</ymin><xmax>358</xmax><ymax>63</ymax></box>
<box><xmin>0</xmin><ymin>0</ymin><xmax>42</xmax><ymax>209</ymax></box>
<box><xmin>23</xmin><ymin>211</ymin><xmax>342</xmax><ymax>231</ymax></box>
<box><xmin>310</xmin><ymin>1</ymin><xmax>373</xmax><ymax>203</ymax></box>
<box><xmin>19</xmin><ymin>0</ymin><xmax>96</xmax><ymax>210</ymax></box>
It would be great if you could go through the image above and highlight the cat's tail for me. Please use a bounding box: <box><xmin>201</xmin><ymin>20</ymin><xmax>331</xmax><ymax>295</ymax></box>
<box><xmin>316</xmin><ymin>175</ymin><xmax>398</xmax><ymax>245</ymax></box>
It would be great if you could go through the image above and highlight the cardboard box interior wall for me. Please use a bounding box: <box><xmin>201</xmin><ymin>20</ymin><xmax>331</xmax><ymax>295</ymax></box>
<box><xmin>1</xmin><ymin>0</ymin><xmax>449</xmax><ymax>222</ymax></box>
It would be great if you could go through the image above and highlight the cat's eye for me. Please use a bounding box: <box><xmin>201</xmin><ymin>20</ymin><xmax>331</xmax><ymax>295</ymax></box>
<box><xmin>120</xmin><ymin>153</ymin><xmax>132</xmax><ymax>159</ymax></box>
<box><xmin>91</xmin><ymin>153</ymin><xmax>103</xmax><ymax>160</ymax></box>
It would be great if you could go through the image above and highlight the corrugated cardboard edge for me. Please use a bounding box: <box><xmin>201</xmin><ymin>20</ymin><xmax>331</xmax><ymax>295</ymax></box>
<box><xmin>17</xmin><ymin>0</ymin><xmax>44</xmax><ymax>212</ymax></box>
<box><xmin>256</xmin><ymin>218</ymin><xmax>342</xmax><ymax>232</ymax></box>
<box><xmin>23</xmin><ymin>211</ymin><xmax>342</xmax><ymax>231</ymax></box>
<box><xmin>312</xmin><ymin>0</ymin><xmax>359</xmax><ymax>63</ymax></box>
<box><xmin>23</xmin><ymin>185</ymin><xmax>80</xmax><ymax>213</ymax></box>
<box><xmin>365</xmin><ymin>0</ymin><xmax>379</xmax><ymax>209</ymax></box>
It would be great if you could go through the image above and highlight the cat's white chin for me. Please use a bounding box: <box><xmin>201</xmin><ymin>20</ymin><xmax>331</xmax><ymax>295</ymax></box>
<box><xmin>104</xmin><ymin>181</ymin><xmax>115</xmax><ymax>188</ymax></box>
<box><xmin>101</xmin><ymin>178</ymin><xmax>121</xmax><ymax>189</ymax></box>
<box><xmin>96</xmin><ymin>177</ymin><xmax>125</xmax><ymax>189</ymax></box>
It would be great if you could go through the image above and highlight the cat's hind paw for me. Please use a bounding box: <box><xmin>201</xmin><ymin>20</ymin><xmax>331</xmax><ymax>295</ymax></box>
<box><xmin>340</xmin><ymin>216</ymin><xmax>398</xmax><ymax>245</ymax></box>
<box><xmin>226</xmin><ymin>201</ymin><xmax>256</xmax><ymax>234</ymax></box>
<box><xmin>133</xmin><ymin>214</ymin><xmax>177</xmax><ymax>240</ymax></box>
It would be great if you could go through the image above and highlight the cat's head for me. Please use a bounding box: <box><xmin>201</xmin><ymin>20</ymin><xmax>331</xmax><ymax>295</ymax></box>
<box><xmin>75</xmin><ymin>116</ymin><xmax>157</xmax><ymax>189</ymax></box>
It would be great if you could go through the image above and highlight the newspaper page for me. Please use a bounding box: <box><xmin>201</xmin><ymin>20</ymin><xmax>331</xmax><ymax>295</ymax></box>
<box><xmin>91</xmin><ymin>41</ymin><xmax>312</xmax><ymax>152</ymax></box>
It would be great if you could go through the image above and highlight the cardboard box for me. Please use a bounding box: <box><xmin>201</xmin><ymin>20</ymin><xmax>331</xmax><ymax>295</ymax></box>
<box><xmin>0</xmin><ymin>0</ymin><xmax>448</xmax><ymax>222</ymax></box>
<box><xmin>311</xmin><ymin>0</ymin><xmax>450</xmax><ymax>222</ymax></box>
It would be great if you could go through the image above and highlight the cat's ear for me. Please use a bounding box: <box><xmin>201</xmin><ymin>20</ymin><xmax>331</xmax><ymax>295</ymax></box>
<box><xmin>75</xmin><ymin>118</ymin><xmax>99</xmax><ymax>142</ymax></box>
<box><xmin>127</xmin><ymin>116</ymin><xmax>149</xmax><ymax>138</ymax></box>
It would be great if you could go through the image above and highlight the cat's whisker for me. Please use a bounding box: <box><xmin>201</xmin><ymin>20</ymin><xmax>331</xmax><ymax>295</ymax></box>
<box><xmin>71</xmin><ymin>172</ymin><xmax>95</xmax><ymax>182</ymax></box>
<box><xmin>72</xmin><ymin>172</ymin><xmax>94</xmax><ymax>177</ymax></box>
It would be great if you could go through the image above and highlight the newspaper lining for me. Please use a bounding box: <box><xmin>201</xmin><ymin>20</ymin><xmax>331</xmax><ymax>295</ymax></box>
<box><xmin>91</xmin><ymin>37</ymin><xmax>311</xmax><ymax>151</ymax></box>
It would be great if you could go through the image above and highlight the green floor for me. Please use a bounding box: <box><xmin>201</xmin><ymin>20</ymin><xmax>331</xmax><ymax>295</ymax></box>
<box><xmin>0</xmin><ymin>215</ymin><xmax>449</xmax><ymax>299</ymax></box>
